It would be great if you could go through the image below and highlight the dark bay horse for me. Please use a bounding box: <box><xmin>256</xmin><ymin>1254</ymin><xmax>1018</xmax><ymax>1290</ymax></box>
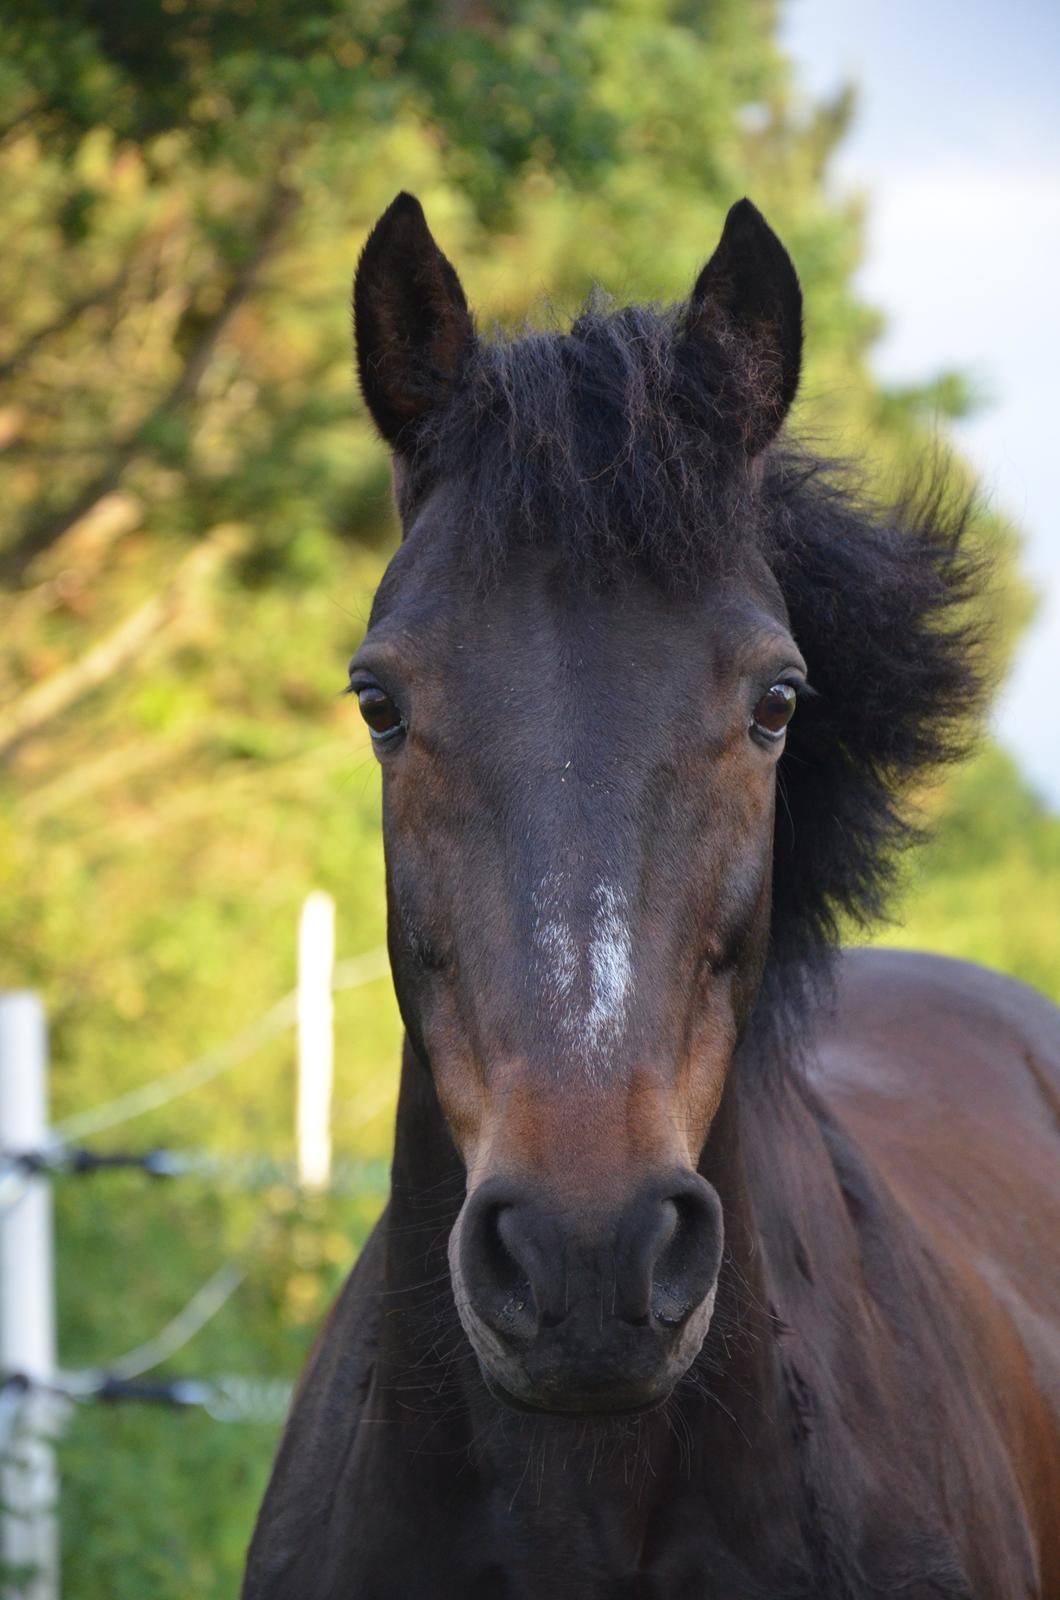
<box><xmin>244</xmin><ymin>195</ymin><xmax>1060</xmax><ymax>1598</ymax></box>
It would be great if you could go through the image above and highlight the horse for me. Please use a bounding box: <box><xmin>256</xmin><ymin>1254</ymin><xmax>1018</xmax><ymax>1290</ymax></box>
<box><xmin>243</xmin><ymin>194</ymin><xmax>1060</xmax><ymax>1599</ymax></box>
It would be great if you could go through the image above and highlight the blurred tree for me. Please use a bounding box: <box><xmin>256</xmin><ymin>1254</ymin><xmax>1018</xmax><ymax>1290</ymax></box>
<box><xmin>0</xmin><ymin>0</ymin><xmax>621</xmax><ymax>577</ymax></box>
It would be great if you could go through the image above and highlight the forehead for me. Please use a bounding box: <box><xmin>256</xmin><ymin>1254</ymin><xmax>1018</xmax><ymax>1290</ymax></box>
<box><xmin>365</xmin><ymin>485</ymin><xmax>796</xmax><ymax>681</ymax></box>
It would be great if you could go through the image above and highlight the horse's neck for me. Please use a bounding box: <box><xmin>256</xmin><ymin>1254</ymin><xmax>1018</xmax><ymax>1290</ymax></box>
<box><xmin>710</xmin><ymin>1047</ymin><xmax>867</xmax><ymax>1339</ymax></box>
<box><xmin>381</xmin><ymin>1037</ymin><xmax>467</xmax><ymax>1296</ymax></box>
<box><xmin>686</xmin><ymin>1054</ymin><xmax>872</xmax><ymax>1507</ymax></box>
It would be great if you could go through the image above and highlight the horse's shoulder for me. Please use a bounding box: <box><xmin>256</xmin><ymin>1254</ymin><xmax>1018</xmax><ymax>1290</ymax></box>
<box><xmin>802</xmin><ymin>951</ymin><xmax>1060</xmax><ymax>1587</ymax></box>
<box><xmin>811</xmin><ymin>948</ymin><xmax>1060</xmax><ymax>1399</ymax></box>
<box><xmin>812</xmin><ymin>946</ymin><xmax>1060</xmax><ymax>1123</ymax></box>
<box><xmin>808</xmin><ymin>946</ymin><xmax>1060</xmax><ymax>1305</ymax></box>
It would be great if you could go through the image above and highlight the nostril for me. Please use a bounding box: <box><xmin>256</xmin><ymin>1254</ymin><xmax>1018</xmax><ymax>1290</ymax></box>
<box><xmin>489</xmin><ymin>1207</ymin><xmax>531</xmax><ymax>1305</ymax></box>
<box><xmin>650</xmin><ymin>1186</ymin><xmax>722</xmax><ymax>1329</ymax></box>
<box><xmin>478</xmin><ymin>1203</ymin><xmax>511</xmax><ymax>1276</ymax></box>
<box><xmin>463</xmin><ymin>1200</ymin><xmax>536</xmax><ymax>1342</ymax></box>
<box><xmin>651</xmin><ymin>1199</ymin><xmax>699</xmax><ymax>1326</ymax></box>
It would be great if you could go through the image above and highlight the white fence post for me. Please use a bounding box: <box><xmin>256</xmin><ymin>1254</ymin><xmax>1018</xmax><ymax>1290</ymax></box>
<box><xmin>297</xmin><ymin>893</ymin><xmax>335</xmax><ymax>1191</ymax></box>
<box><xmin>0</xmin><ymin>992</ymin><xmax>60</xmax><ymax>1600</ymax></box>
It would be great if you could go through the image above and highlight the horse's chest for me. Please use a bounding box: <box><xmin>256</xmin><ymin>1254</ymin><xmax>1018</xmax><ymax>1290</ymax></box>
<box><xmin>410</xmin><ymin>1479</ymin><xmax>797</xmax><ymax>1600</ymax></box>
<box><xmin>340</xmin><ymin>1478</ymin><xmax>981</xmax><ymax>1600</ymax></box>
<box><xmin>294</xmin><ymin>1443</ymin><xmax>984</xmax><ymax>1600</ymax></box>
<box><xmin>296</xmin><ymin>1396</ymin><xmax>986</xmax><ymax>1600</ymax></box>
<box><xmin>326</xmin><ymin>1458</ymin><xmax>768</xmax><ymax>1600</ymax></box>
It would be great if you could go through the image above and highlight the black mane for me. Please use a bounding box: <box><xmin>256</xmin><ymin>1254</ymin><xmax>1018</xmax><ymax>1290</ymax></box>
<box><xmin>765</xmin><ymin>459</ymin><xmax>989</xmax><ymax>986</ymax></box>
<box><xmin>412</xmin><ymin>298</ymin><xmax>991</xmax><ymax>982</ymax></box>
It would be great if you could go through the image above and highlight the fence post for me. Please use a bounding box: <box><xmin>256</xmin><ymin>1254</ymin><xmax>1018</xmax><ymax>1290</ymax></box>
<box><xmin>0</xmin><ymin>992</ymin><xmax>60</xmax><ymax>1600</ymax></box>
<box><xmin>297</xmin><ymin>893</ymin><xmax>335</xmax><ymax>1191</ymax></box>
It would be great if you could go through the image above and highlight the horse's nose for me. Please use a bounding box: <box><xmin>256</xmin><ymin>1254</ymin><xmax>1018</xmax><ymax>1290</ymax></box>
<box><xmin>457</xmin><ymin>1171</ymin><xmax>723</xmax><ymax>1354</ymax></box>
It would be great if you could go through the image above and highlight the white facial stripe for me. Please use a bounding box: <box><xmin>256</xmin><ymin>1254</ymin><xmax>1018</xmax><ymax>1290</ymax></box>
<box><xmin>530</xmin><ymin>875</ymin><xmax>576</xmax><ymax>1018</ymax></box>
<box><xmin>584</xmin><ymin>883</ymin><xmax>633</xmax><ymax>1055</ymax></box>
<box><xmin>536</xmin><ymin>917</ymin><xmax>577</xmax><ymax>1009</ymax></box>
<box><xmin>531</xmin><ymin>877</ymin><xmax>634</xmax><ymax>1076</ymax></box>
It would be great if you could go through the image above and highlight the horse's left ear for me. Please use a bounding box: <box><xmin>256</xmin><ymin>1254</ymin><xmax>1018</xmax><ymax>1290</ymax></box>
<box><xmin>353</xmin><ymin>192</ymin><xmax>475</xmax><ymax>451</ymax></box>
<box><xmin>686</xmin><ymin>199</ymin><xmax>802</xmax><ymax>456</ymax></box>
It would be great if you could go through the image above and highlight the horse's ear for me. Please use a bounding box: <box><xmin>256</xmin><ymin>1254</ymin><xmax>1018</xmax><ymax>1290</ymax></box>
<box><xmin>353</xmin><ymin>192</ymin><xmax>475</xmax><ymax>451</ymax></box>
<box><xmin>685</xmin><ymin>199</ymin><xmax>802</xmax><ymax>455</ymax></box>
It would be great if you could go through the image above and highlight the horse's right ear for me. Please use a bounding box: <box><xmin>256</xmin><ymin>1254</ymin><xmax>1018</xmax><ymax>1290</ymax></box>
<box><xmin>353</xmin><ymin>193</ymin><xmax>475</xmax><ymax>451</ymax></box>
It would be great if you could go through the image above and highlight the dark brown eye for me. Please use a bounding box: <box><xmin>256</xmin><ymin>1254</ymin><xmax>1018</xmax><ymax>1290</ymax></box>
<box><xmin>751</xmin><ymin>682</ymin><xmax>797</xmax><ymax>742</ymax></box>
<box><xmin>357</xmin><ymin>685</ymin><xmax>404</xmax><ymax>743</ymax></box>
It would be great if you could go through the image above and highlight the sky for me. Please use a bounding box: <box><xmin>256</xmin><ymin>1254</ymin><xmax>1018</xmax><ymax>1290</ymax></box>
<box><xmin>780</xmin><ymin>0</ymin><xmax>1060</xmax><ymax>807</ymax></box>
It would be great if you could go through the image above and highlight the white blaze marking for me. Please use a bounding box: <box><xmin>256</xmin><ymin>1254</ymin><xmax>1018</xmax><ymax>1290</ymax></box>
<box><xmin>532</xmin><ymin>900</ymin><xmax>577</xmax><ymax>1013</ymax></box>
<box><xmin>584</xmin><ymin>883</ymin><xmax>633</xmax><ymax>1057</ymax></box>
<box><xmin>534</xmin><ymin>876</ymin><xmax>576</xmax><ymax>1011</ymax></box>
<box><xmin>532</xmin><ymin>876</ymin><xmax>634</xmax><ymax>1076</ymax></box>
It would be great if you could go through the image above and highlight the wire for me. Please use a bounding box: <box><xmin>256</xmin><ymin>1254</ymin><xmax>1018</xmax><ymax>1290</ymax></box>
<box><xmin>50</xmin><ymin>992</ymin><xmax>298</xmax><ymax>1143</ymax></box>
<box><xmin>94</xmin><ymin>1375</ymin><xmax>216</xmax><ymax>1408</ymax></box>
<box><xmin>146</xmin><ymin>1151</ymin><xmax>389</xmax><ymax>1194</ymax></box>
<box><xmin>1</xmin><ymin>1369</ymin><xmax>294</xmax><ymax>1426</ymax></box>
<box><xmin>332</xmin><ymin>947</ymin><xmax>392</xmax><ymax>991</ymax></box>
<box><xmin>203</xmin><ymin>1375</ymin><xmax>293</xmax><ymax>1424</ymax></box>
<box><xmin>1</xmin><ymin>1145</ymin><xmax>391</xmax><ymax>1194</ymax></box>
<box><xmin>73</xmin><ymin>1262</ymin><xmax>248</xmax><ymax>1386</ymax></box>
<box><xmin>50</xmin><ymin>945</ymin><xmax>389</xmax><ymax>1144</ymax></box>
<box><xmin>0</xmin><ymin>948</ymin><xmax>394</xmax><ymax>1441</ymax></box>
<box><xmin>2</xmin><ymin>1146</ymin><xmax>186</xmax><ymax>1178</ymax></box>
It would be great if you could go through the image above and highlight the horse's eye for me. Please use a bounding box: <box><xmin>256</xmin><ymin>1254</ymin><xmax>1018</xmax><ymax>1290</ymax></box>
<box><xmin>751</xmin><ymin>682</ymin><xmax>797</xmax><ymax>743</ymax></box>
<box><xmin>357</xmin><ymin>686</ymin><xmax>404</xmax><ymax>743</ymax></box>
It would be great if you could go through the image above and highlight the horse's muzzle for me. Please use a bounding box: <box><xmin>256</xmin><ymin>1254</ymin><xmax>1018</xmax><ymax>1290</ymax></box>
<box><xmin>449</xmin><ymin>1170</ymin><xmax>724</xmax><ymax>1414</ymax></box>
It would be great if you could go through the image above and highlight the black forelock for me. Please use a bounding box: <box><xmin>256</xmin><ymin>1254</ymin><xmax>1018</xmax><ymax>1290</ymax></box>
<box><xmin>409</xmin><ymin>292</ymin><xmax>763</xmax><ymax>589</ymax></box>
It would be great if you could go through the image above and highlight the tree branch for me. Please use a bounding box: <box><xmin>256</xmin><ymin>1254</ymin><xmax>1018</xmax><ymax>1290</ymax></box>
<box><xmin>0</xmin><ymin>525</ymin><xmax>243</xmax><ymax>761</ymax></box>
<box><xmin>2</xmin><ymin>176</ymin><xmax>298</xmax><ymax>582</ymax></box>
<box><xmin>0</xmin><ymin>261</ymin><xmax>135</xmax><ymax>382</ymax></box>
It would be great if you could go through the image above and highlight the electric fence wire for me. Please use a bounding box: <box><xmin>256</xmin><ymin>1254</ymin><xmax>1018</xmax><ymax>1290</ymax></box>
<box><xmin>2</xmin><ymin>1249</ymin><xmax>285</xmax><ymax>1446</ymax></box>
<box><xmin>49</xmin><ymin>945</ymin><xmax>389</xmax><ymax>1146</ymax></box>
<box><xmin>0</xmin><ymin>947</ymin><xmax>392</xmax><ymax>1442</ymax></box>
<box><xmin>67</xmin><ymin>1260</ymin><xmax>249</xmax><ymax>1389</ymax></box>
<box><xmin>1</xmin><ymin>1369</ymin><xmax>294</xmax><ymax>1429</ymax></box>
<box><xmin>0</xmin><ymin>1148</ymin><xmax>387</xmax><ymax>1431</ymax></box>
<box><xmin>1</xmin><ymin>1145</ymin><xmax>390</xmax><ymax>1193</ymax></box>
<box><xmin>51</xmin><ymin>992</ymin><xmax>299</xmax><ymax>1146</ymax></box>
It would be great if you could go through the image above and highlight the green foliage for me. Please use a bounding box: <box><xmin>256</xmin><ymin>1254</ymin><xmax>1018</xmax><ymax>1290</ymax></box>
<box><xmin>872</xmin><ymin>748</ymin><xmax>1060</xmax><ymax>1004</ymax></box>
<box><xmin>0</xmin><ymin>2</ymin><xmax>1053</xmax><ymax>1596</ymax></box>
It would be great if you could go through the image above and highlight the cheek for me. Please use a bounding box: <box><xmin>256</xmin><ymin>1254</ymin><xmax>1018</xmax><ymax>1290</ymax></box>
<box><xmin>699</xmin><ymin>760</ymin><xmax>776</xmax><ymax>973</ymax></box>
<box><xmin>713</xmin><ymin>745</ymin><xmax>778</xmax><ymax>846</ymax></box>
<box><xmin>417</xmin><ymin>991</ymin><xmax>487</xmax><ymax>1164</ymax></box>
<box><xmin>676</xmin><ymin>978</ymin><xmax>740</xmax><ymax>1161</ymax></box>
<box><xmin>384</xmin><ymin>805</ymin><xmax>451</xmax><ymax>959</ymax></box>
<box><xmin>383</xmin><ymin>768</ymin><xmax>479</xmax><ymax>994</ymax></box>
<box><xmin>670</xmin><ymin>790</ymin><xmax>777</xmax><ymax>1161</ymax></box>
<box><xmin>434</xmin><ymin>1063</ymin><xmax>485</xmax><ymax>1167</ymax></box>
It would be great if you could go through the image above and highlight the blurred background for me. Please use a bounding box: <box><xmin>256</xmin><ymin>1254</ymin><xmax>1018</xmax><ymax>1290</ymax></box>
<box><xmin>0</xmin><ymin>0</ymin><xmax>1056</xmax><ymax>1594</ymax></box>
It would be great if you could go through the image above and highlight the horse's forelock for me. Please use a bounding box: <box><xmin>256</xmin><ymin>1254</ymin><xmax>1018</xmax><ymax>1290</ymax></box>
<box><xmin>411</xmin><ymin>296</ymin><xmax>764</xmax><ymax>590</ymax></box>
